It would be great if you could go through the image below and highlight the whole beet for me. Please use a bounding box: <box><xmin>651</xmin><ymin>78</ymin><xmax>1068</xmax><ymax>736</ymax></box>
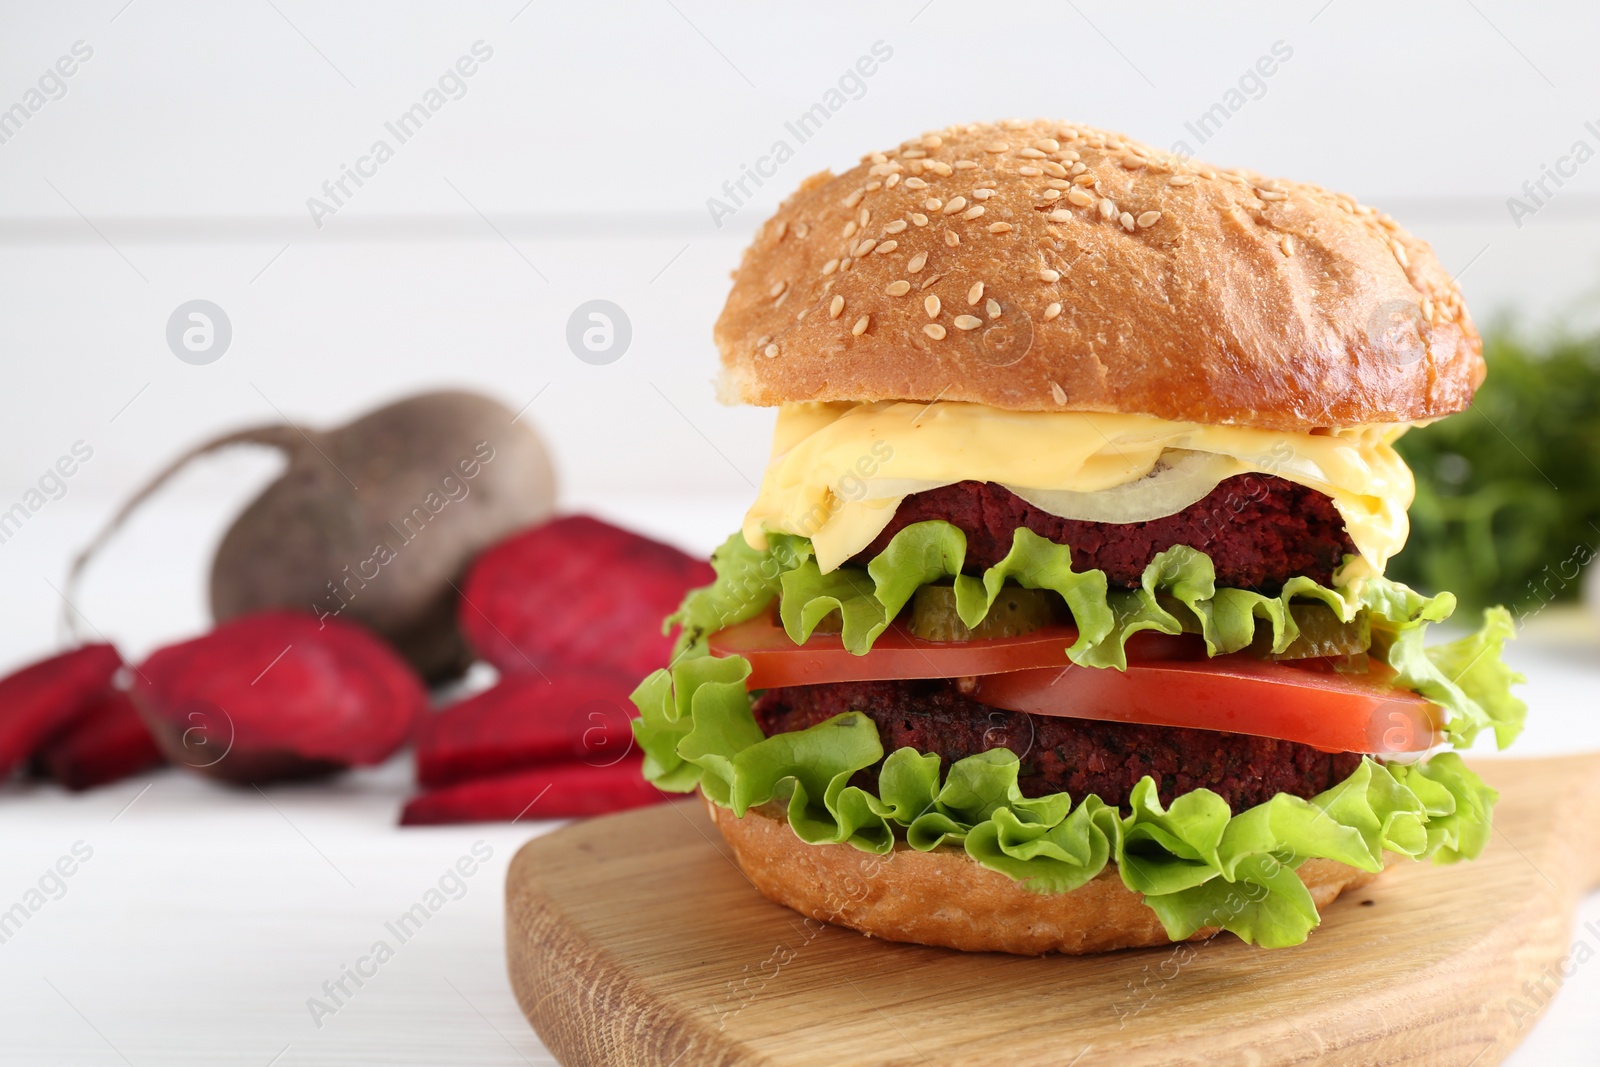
<box><xmin>67</xmin><ymin>391</ymin><xmax>556</xmax><ymax>682</ymax></box>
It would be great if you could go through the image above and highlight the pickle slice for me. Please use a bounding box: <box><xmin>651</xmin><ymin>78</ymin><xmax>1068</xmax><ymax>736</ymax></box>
<box><xmin>908</xmin><ymin>584</ymin><xmax>1058</xmax><ymax>642</ymax></box>
<box><xmin>1250</xmin><ymin>602</ymin><xmax>1371</xmax><ymax>660</ymax></box>
<box><xmin>1153</xmin><ymin>595</ymin><xmax>1368</xmax><ymax>659</ymax></box>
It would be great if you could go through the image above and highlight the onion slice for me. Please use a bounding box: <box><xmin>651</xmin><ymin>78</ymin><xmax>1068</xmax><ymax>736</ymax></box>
<box><xmin>856</xmin><ymin>450</ymin><xmax>1244</xmax><ymax>526</ymax></box>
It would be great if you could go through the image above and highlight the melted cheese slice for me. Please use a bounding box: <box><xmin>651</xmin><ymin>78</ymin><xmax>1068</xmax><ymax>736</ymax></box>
<box><xmin>742</xmin><ymin>401</ymin><xmax>1415</xmax><ymax>581</ymax></box>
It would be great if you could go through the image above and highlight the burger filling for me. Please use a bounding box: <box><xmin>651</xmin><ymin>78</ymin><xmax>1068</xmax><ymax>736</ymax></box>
<box><xmin>633</xmin><ymin>401</ymin><xmax>1526</xmax><ymax>948</ymax></box>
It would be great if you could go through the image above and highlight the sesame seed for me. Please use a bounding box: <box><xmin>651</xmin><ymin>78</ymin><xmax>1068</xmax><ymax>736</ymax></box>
<box><xmin>972</xmin><ymin>188</ymin><xmax>995</xmax><ymax>200</ymax></box>
<box><xmin>928</xmin><ymin>161</ymin><xmax>953</xmax><ymax>176</ymax></box>
<box><xmin>794</xmin><ymin>222</ymin><xmax>809</xmax><ymax>238</ymax></box>
<box><xmin>984</xmin><ymin>142</ymin><xmax>1009</xmax><ymax>153</ymax></box>
<box><xmin>923</xmin><ymin>323</ymin><xmax>947</xmax><ymax>339</ymax></box>
<box><xmin>1066</xmin><ymin>189</ymin><xmax>1094</xmax><ymax>207</ymax></box>
<box><xmin>1050</xmin><ymin>382</ymin><xmax>1068</xmax><ymax>405</ymax></box>
<box><xmin>763</xmin><ymin>343</ymin><xmax>779</xmax><ymax>358</ymax></box>
<box><xmin>840</xmin><ymin>256</ymin><xmax>853</xmax><ymax>271</ymax></box>
<box><xmin>769</xmin><ymin>280</ymin><xmax>788</xmax><ymax>299</ymax></box>
<box><xmin>925</xmin><ymin>197</ymin><xmax>943</xmax><ymax>211</ymax></box>
<box><xmin>858</xmin><ymin>207</ymin><xmax>871</xmax><ymax>226</ymax></box>
<box><xmin>1042</xmin><ymin>161</ymin><xmax>1068</xmax><ymax>178</ymax></box>
<box><xmin>1048</xmin><ymin>208</ymin><xmax>1073</xmax><ymax>222</ymax></box>
<box><xmin>1280</xmin><ymin>234</ymin><xmax>1295</xmax><ymax>256</ymax></box>
<box><xmin>1070</xmin><ymin>162</ymin><xmax>1088</xmax><ymax>176</ymax></box>
<box><xmin>907</xmin><ymin>252</ymin><xmax>928</xmax><ymax>273</ymax></box>
<box><xmin>1039</xmin><ymin>268</ymin><xmax>1061</xmax><ymax>282</ymax></box>
<box><xmin>822</xmin><ymin>258</ymin><xmax>840</xmax><ymax>275</ymax></box>
<box><xmin>1098</xmin><ymin>199</ymin><xmax>1116</xmax><ymax>220</ymax></box>
<box><xmin>870</xmin><ymin>152</ymin><xmax>888</xmax><ymax>164</ymax></box>
<box><xmin>1120</xmin><ymin>211</ymin><xmax>1135</xmax><ymax>231</ymax></box>
<box><xmin>922</xmin><ymin>134</ymin><xmax>942</xmax><ymax>148</ymax></box>
<box><xmin>988</xmin><ymin>221</ymin><xmax>1012</xmax><ymax>233</ymax></box>
<box><xmin>1061</xmin><ymin>149</ymin><xmax>1081</xmax><ymax>162</ymax></box>
<box><xmin>943</xmin><ymin>196</ymin><xmax>968</xmax><ymax>215</ymax></box>
<box><xmin>829</xmin><ymin>295</ymin><xmax>845</xmax><ymax>318</ymax></box>
<box><xmin>1040</xmin><ymin>189</ymin><xmax>1062</xmax><ymax>201</ymax></box>
<box><xmin>1019</xmin><ymin>148</ymin><xmax>1047</xmax><ymax>159</ymax></box>
<box><xmin>866</xmin><ymin>180</ymin><xmax>882</xmax><ymax>192</ymax></box>
<box><xmin>1257</xmin><ymin>189</ymin><xmax>1287</xmax><ymax>201</ymax></box>
<box><xmin>775</xmin><ymin>219</ymin><xmax>788</xmax><ymax>240</ymax></box>
<box><xmin>852</xmin><ymin>314</ymin><xmax>870</xmax><ymax>336</ymax></box>
<box><xmin>1422</xmin><ymin>297</ymin><xmax>1435</xmax><ymax>319</ymax></box>
<box><xmin>904</xmin><ymin>176</ymin><xmax>929</xmax><ymax>190</ymax></box>
<box><xmin>986</xmin><ymin>298</ymin><xmax>1001</xmax><ymax>319</ymax></box>
<box><xmin>954</xmin><ymin>314</ymin><xmax>983</xmax><ymax>331</ymax></box>
<box><xmin>1072</xmin><ymin>173</ymin><xmax>1097</xmax><ymax>186</ymax></box>
<box><xmin>953</xmin><ymin>159</ymin><xmax>979</xmax><ymax>170</ymax></box>
<box><xmin>1018</xmin><ymin>166</ymin><xmax>1042</xmax><ymax>177</ymax></box>
<box><xmin>962</xmin><ymin>205</ymin><xmax>985</xmax><ymax>220</ymax></box>
<box><xmin>1035</xmin><ymin>138</ymin><xmax>1060</xmax><ymax>152</ymax></box>
<box><xmin>885</xmin><ymin>219</ymin><xmax>908</xmax><ymax>234</ymax></box>
<box><xmin>885</xmin><ymin>173</ymin><xmax>901</xmax><ymax>189</ymax></box>
<box><xmin>844</xmin><ymin>189</ymin><xmax>864</xmax><ymax>208</ymax></box>
<box><xmin>1167</xmin><ymin>174</ymin><xmax>1197</xmax><ymax>187</ymax></box>
<box><xmin>944</xmin><ymin>230</ymin><xmax>960</xmax><ymax>246</ymax></box>
<box><xmin>843</xmin><ymin>220</ymin><xmax>858</xmax><ymax>238</ymax></box>
<box><xmin>855</xmin><ymin>238</ymin><xmax>877</xmax><ymax>256</ymax></box>
<box><xmin>1047</xmin><ymin>178</ymin><xmax>1071</xmax><ymax>190</ymax></box>
<box><xmin>967</xmin><ymin>282</ymin><xmax>984</xmax><ymax>304</ymax></box>
<box><xmin>1121</xmin><ymin>155</ymin><xmax>1146</xmax><ymax>170</ymax></box>
<box><xmin>902</xmin><ymin>148</ymin><xmax>927</xmax><ymax>159</ymax></box>
<box><xmin>924</xmin><ymin>294</ymin><xmax>941</xmax><ymax>317</ymax></box>
<box><xmin>1044</xmin><ymin>301</ymin><xmax>1062</xmax><ymax>321</ymax></box>
<box><xmin>1391</xmin><ymin>240</ymin><xmax>1409</xmax><ymax>267</ymax></box>
<box><xmin>886</xmin><ymin>280</ymin><xmax>911</xmax><ymax>296</ymax></box>
<box><xmin>874</xmin><ymin>240</ymin><xmax>898</xmax><ymax>254</ymax></box>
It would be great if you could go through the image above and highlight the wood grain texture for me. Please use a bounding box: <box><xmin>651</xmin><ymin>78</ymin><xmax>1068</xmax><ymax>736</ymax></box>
<box><xmin>506</xmin><ymin>756</ymin><xmax>1600</xmax><ymax>1067</ymax></box>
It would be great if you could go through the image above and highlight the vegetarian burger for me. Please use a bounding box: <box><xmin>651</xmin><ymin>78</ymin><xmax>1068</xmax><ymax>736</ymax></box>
<box><xmin>632</xmin><ymin>119</ymin><xmax>1525</xmax><ymax>954</ymax></box>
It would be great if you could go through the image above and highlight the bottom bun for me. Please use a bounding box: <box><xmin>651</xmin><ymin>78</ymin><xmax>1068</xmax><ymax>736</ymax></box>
<box><xmin>708</xmin><ymin>797</ymin><xmax>1379</xmax><ymax>955</ymax></box>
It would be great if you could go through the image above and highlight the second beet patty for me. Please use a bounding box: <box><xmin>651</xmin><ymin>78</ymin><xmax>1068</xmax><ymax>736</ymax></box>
<box><xmin>753</xmin><ymin>678</ymin><xmax>1362</xmax><ymax>813</ymax></box>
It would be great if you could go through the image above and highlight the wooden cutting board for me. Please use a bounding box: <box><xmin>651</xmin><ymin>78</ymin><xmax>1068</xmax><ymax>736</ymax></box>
<box><xmin>506</xmin><ymin>755</ymin><xmax>1600</xmax><ymax>1067</ymax></box>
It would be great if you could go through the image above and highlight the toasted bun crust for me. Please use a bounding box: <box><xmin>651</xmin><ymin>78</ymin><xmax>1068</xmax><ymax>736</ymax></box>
<box><xmin>710</xmin><ymin>798</ymin><xmax>1378</xmax><ymax>955</ymax></box>
<box><xmin>715</xmin><ymin>119</ymin><xmax>1482</xmax><ymax>431</ymax></box>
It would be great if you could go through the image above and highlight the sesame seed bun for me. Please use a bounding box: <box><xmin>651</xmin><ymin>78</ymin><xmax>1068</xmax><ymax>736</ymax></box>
<box><xmin>709</xmin><ymin>798</ymin><xmax>1378</xmax><ymax>955</ymax></box>
<box><xmin>714</xmin><ymin>119</ymin><xmax>1482</xmax><ymax>431</ymax></box>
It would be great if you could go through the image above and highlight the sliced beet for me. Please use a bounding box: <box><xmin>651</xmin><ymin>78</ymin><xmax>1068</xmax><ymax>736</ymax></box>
<box><xmin>35</xmin><ymin>689</ymin><xmax>164</xmax><ymax>791</ymax></box>
<box><xmin>415</xmin><ymin>668</ymin><xmax>637</xmax><ymax>788</ymax></box>
<box><xmin>400</xmin><ymin>755</ymin><xmax>665</xmax><ymax>825</ymax></box>
<box><xmin>0</xmin><ymin>643</ymin><xmax>122</xmax><ymax>777</ymax></box>
<box><xmin>132</xmin><ymin>610</ymin><xmax>426</xmax><ymax>784</ymax></box>
<box><xmin>458</xmin><ymin>515</ymin><xmax>713</xmax><ymax>681</ymax></box>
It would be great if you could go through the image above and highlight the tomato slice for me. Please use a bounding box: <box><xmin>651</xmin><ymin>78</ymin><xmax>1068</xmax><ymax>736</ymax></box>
<box><xmin>973</xmin><ymin>660</ymin><xmax>1442</xmax><ymax>755</ymax></box>
<box><xmin>706</xmin><ymin>610</ymin><xmax>1442</xmax><ymax>755</ymax></box>
<box><xmin>708</xmin><ymin>610</ymin><xmax>1198</xmax><ymax>689</ymax></box>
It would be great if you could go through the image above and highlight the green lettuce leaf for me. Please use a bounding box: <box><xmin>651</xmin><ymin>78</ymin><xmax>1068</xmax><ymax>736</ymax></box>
<box><xmin>632</xmin><ymin>655</ymin><xmax>1501</xmax><ymax>949</ymax></box>
<box><xmin>665</xmin><ymin>523</ymin><xmax>1527</xmax><ymax>751</ymax></box>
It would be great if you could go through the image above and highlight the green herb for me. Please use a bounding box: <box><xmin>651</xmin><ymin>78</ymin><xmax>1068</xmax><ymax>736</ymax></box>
<box><xmin>1391</xmin><ymin>323</ymin><xmax>1600</xmax><ymax>615</ymax></box>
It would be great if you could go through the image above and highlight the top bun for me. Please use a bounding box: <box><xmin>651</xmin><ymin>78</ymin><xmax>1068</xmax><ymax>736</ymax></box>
<box><xmin>714</xmin><ymin>119</ymin><xmax>1483</xmax><ymax>431</ymax></box>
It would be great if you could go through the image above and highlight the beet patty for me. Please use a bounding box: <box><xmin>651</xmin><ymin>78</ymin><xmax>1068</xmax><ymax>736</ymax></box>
<box><xmin>753</xmin><ymin>679</ymin><xmax>1361</xmax><ymax>813</ymax></box>
<box><xmin>854</xmin><ymin>475</ymin><xmax>1354</xmax><ymax>592</ymax></box>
